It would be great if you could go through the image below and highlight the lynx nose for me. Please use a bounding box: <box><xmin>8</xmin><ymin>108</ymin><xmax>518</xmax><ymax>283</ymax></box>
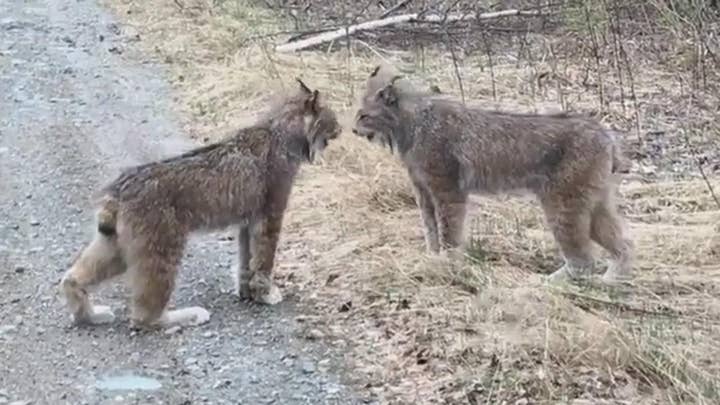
<box><xmin>351</xmin><ymin>128</ymin><xmax>358</xmax><ymax>135</ymax></box>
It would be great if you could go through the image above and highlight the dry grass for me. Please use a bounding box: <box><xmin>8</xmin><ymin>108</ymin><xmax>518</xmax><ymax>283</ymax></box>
<box><xmin>101</xmin><ymin>0</ymin><xmax>720</xmax><ymax>403</ymax></box>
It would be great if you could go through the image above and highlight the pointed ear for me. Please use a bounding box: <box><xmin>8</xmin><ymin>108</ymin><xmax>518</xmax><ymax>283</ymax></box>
<box><xmin>296</xmin><ymin>78</ymin><xmax>312</xmax><ymax>95</ymax></box>
<box><xmin>376</xmin><ymin>75</ymin><xmax>402</xmax><ymax>107</ymax></box>
<box><xmin>305</xmin><ymin>89</ymin><xmax>320</xmax><ymax>113</ymax></box>
<box><xmin>377</xmin><ymin>84</ymin><xmax>398</xmax><ymax>107</ymax></box>
<box><xmin>370</xmin><ymin>65</ymin><xmax>381</xmax><ymax>77</ymax></box>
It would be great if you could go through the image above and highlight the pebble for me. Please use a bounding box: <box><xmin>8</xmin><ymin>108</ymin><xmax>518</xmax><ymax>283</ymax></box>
<box><xmin>305</xmin><ymin>329</ymin><xmax>324</xmax><ymax>340</ymax></box>
<box><xmin>184</xmin><ymin>357</ymin><xmax>197</xmax><ymax>366</ymax></box>
<box><xmin>300</xmin><ymin>361</ymin><xmax>315</xmax><ymax>374</ymax></box>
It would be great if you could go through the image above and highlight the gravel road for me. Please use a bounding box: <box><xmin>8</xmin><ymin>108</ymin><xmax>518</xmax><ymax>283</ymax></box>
<box><xmin>0</xmin><ymin>1</ymin><xmax>362</xmax><ymax>404</ymax></box>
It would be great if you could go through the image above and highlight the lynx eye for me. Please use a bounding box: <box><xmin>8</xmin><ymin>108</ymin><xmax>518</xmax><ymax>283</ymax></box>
<box><xmin>357</xmin><ymin>113</ymin><xmax>369</xmax><ymax>121</ymax></box>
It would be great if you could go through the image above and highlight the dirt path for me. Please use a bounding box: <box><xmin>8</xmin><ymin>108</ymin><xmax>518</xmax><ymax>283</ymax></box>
<box><xmin>0</xmin><ymin>1</ymin><xmax>363</xmax><ymax>404</ymax></box>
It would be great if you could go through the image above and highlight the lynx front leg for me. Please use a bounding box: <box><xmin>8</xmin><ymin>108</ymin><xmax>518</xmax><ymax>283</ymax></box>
<box><xmin>429</xmin><ymin>179</ymin><xmax>468</xmax><ymax>253</ymax></box>
<box><xmin>233</xmin><ymin>225</ymin><xmax>253</xmax><ymax>299</ymax></box>
<box><xmin>248</xmin><ymin>213</ymin><xmax>285</xmax><ymax>305</ymax></box>
<box><xmin>410</xmin><ymin>176</ymin><xmax>440</xmax><ymax>253</ymax></box>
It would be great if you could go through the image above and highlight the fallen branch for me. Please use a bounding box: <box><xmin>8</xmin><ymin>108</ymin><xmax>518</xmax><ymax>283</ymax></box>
<box><xmin>275</xmin><ymin>8</ymin><xmax>543</xmax><ymax>53</ymax></box>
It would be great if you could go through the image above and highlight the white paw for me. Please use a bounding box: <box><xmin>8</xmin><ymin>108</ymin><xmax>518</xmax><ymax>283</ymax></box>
<box><xmin>545</xmin><ymin>267</ymin><xmax>572</xmax><ymax>285</ymax></box>
<box><xmin>160</xmin><ymin>306</ymin><xmax>211</xmax><ymax>328</ymax></box>
<box><xmin>257</xmin><ymin>284</ymin><xmax>283</xmax><ymax>306</ymax></box>
<box><xmin>601</xmin><ymin>270</ymin><xmax>633</xmax><ymax>285</ymax></box>
<box><xmin>87</xmin><ymin>305</ymin><xmax>115</xmax><ymax>325</ymax></box>
<box><xmin>185</xmin><ymin>306</ymin><xmax>211</xmax><ymax>325</ymax></box>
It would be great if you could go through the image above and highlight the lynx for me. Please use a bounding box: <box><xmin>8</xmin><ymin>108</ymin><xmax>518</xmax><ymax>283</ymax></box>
<box><xmin>352</xmin><ymin>65</ymin><xmax>634</xmax><ymax>284</ymax></box>
<box><xmin>60</xmin><ymin>79</ymin><xmax>342</xmax><ymax>329</ymax></box>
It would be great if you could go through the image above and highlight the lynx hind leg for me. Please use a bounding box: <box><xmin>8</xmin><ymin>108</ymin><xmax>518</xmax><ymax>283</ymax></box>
<box><xmin>591</xmin><ymin>197</ymin><xmax>634</xmax><ymax>284</ymax></box>
<box><xmin>60</xmin><ymin>233</ymin><xmax>126</xmax><ymax>325</ymax></box>
<box><xmin>542</xmin><ymin>194</ymin><xmax>597</xmax><ymax>284</ymax></box>
<box><xmin>129</xmin><ymin>253</ymin><xmax>210</xmax><ymax>330</ymax></box>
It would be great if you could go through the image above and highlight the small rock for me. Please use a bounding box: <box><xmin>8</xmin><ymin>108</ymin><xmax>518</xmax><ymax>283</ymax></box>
<box><xmin>62</xmin><ymin>66</ymin><xmax>74</xmax><ymax>75</ymax></box>
<box><xmin>29</xmin><ymin>219</ymin><xmax>40</xmax><ymax>226</ymax></box>
<box><xmin>301</xmin><ymin>361</ymin><xmax>315</xmax><ymax>374</ymax></box>
<box><xmin>61</xmin><ymin>36</ymin><xmax>76</xmax><ymax>47</ymax></box>
<box><xmin>184</xmin><ymin>357</ymin><xmax>197</xmax><ymax>366</ymax></box>
<box><xmin>212</xmin><ymin>380</ymin><xmax>230</xmax><ymax>389</ymax></box>
<box><xmin>339</xmin><ymin>301</ymin><xmax>352</xmax><ymax>312</ymax></box>
<box><xmin>14</xmin><ymin>266</ymin><xmax>26</xmax><ymax>274</ymax></box>
<box><xmin>202</xmin><ymin>331</ymin><xmax>215</xmax><ymax>338</ymax></box>
<box><xmin>305</xmin><ymin>329</ymin><xmax>324</xmax><ymax>340</ymax></box>
<box><xmin>164</xmin><ymin>326</ymin><xmax>181</xmax><ymax>335</ymax></box>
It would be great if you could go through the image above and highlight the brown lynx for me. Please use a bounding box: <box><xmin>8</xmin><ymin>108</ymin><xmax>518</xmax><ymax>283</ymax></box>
<box><xmin>352</xmin><ymin>65</ymin><xmax>634</xmax><ymax>284</ymax></box>
<box><xmin>61</xmin><ymin>79</ymin><xmax>341</xmax><ymax>329</ymax></box>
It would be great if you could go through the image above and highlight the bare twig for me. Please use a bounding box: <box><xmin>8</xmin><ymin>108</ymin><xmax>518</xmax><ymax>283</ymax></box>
<box><xmin>444</xmin><ymin>32</ymin><xmax>466</xmax><ymax>104</ymax></box>
<box><xmin>380</xmin><ymin>0</ymin><xmax>414</xmax><ymax>19</ymax></box>
<box><xmin>678</xmin><ymin>79</ymin><xmax>720</xmax><ymax>210</ymax></box>
<box><xmin>275</xmin><ymin>8</ymin><xmax>545</xmax><ymax>53</ymax></box>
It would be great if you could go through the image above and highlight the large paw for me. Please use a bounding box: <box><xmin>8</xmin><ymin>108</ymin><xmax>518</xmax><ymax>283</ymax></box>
<box><xmin>183</xmin><ymin>306</ymin><xmax>211</xmax><ymax>326</ymax></box>
<box><xmin>254</xmin><ymin>283</ymin><xmax>283</xmax><ymax>306</ymax></box>
<box><xmin>601</xmin><ymin>269</ymin><xmax>633</xmax><ymax>285</ymax></box>
<box><xmin>157</xmin><ymin>306</ymin><xmax>211</xmax><ymax>328</ymax></box>
<box><xmin>545</xmin><ymin>264</ymin><xmax>590</xmax><ymax>285</ymax></box>
<box><xmin>236</xmin><ymin>283</ymin><xmax>252</xmax><ymax>300</ymax></box>
<box><xmin>85</xmin><ymin>305</ymin><xmax>116</xmax><ymax>325</ymax></box>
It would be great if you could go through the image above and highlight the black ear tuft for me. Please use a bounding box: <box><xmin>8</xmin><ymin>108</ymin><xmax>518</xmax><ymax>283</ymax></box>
<box><xmin>309</xmin><ymin>89</ymin><xmax>319</xmax><ymax>113</ymax></box>
<box><xmin>370</xmin><ymin>65</ymin><xmax>381</xmax><ymax>77</ymax></box>
<box><xmin>304</xmin><ymin>89</ymin><xmax>319</xmax><ymax>113</ymax></box>
<box><xmin>296</xmin><ymin>78</ymin><xmax>312</xmax><ymax>94</ymax></box>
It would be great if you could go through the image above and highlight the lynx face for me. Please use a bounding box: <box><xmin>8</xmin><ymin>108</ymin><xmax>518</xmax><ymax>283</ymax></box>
<box><xmin>296</xmin><ymin>79</ymin><xmax>342</xmax><ymax>163</ymax></box>
<box><xmin>307</xmin><ymin>106</ymin><xmax>341</xmax><ymax>162</ymax></box>
<box><xmin>352</xmin><ymin>78</ymin><xmax>402</xmax><ymax>152</ymax></box>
